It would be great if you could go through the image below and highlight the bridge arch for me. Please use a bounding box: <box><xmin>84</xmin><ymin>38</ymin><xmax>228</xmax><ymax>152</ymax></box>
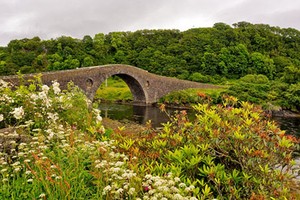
<box><xmin>95</xmin><ymin>73</ymin><xmax>148</xmax><ymax>103</ymax></box>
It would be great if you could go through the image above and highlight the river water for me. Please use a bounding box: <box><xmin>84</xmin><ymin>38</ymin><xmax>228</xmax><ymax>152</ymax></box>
<box><xmin>99</xmin><ymin>102</ymin><xmax>300</xmax><ymax>137</ymax></box>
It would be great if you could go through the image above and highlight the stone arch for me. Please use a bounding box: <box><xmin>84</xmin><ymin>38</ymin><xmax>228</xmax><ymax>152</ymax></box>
<box><xmin>99</xmin><ymin>73</ymin><xmax>148</xmax><ymax>104</ymax></box>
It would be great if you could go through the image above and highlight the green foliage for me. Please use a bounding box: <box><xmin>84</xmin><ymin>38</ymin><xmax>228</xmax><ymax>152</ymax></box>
<box><xmin>282</xmin><ymin>65</ymin><xmax>300</xmax><ymax>84</ymax></box>
<box><xmin>189</xmin><ymin>72</ymin><xmax>216</xmax><ymax>83</ymax></box>
<box><xmin>1</xmin><ymin>22</ymin><xmax>300</xmax><ymax>111</ymax></box>
<box><xmin>111</xmin><ymin>97</ymin><xmax>299</xmax><ymax>199</ymax></box>
<box><xmin>226</xmin><ymin>75</ymin><xmax>300</xmax><ymax>110</ymax></box>
<box><xmin>1</xmin><ymin>22</ymin><xmax>300</xmax><ymax>80</ymax></box>
<box><xmin>284</xmin><ymin>82</ymin><xmax>300</xmax><ymax>110</ymax></box>
<box><xmin>239</xmin><ymin>74</ymin><xmax>269</xmax><ymax>84</ymax></box>
<box><xmin>159</xmin><ymin>88</ymin><xmax>225</xmax><ymax>107</ymax></box>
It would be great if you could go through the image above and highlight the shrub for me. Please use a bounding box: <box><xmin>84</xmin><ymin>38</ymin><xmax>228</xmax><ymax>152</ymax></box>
<box><xmin>240</xmin><ymin>74</ymin><xmax>269</xmax><ymax>84</ymax></box>
<box><xmin>114</xmin><ymin>97</ymin><xmax>300</xmax><ymax>199</ymax></box>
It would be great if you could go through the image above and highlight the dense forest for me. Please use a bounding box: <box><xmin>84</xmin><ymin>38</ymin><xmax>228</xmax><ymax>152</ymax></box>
<box><xmin>0</xmin><ymin>22</ymin><xmax>299</xmax><ymax>110</ymax></box>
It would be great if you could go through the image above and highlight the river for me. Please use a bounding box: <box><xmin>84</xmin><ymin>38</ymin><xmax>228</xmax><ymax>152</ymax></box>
<box><xmin>99</xmin><ymin>102</ymin><xmax>300</xmax><ymax>137</ymax></box>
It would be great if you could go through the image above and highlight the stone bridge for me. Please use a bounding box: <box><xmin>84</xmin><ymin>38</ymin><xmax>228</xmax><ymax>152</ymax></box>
<box><xmin>0</xmin><ymin>64</ymin><xmax>219</xmax><ymax>104</ymax></box>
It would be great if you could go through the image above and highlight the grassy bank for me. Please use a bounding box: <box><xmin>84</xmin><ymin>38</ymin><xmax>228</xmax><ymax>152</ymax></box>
<box><xmin>94</xmin><ymin>77</ymin><xmax>132</xmax><ymax>102</ymax></box>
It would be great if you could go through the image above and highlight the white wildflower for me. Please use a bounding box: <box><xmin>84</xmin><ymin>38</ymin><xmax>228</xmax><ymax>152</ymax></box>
<box><xmin>0</xmin><ymin>114</ymin><xmax>3</xmax><ymax>122</ymax></box>
<box><xmin>14</xmin><ymin>167</ymin><xmax>21</xmax><ymax>172</ymax></box>
<box><xmin>174</xmin><ymin>193</ymin><xmax>183</xmax><ymax>200</ymax></box>
<box><xmin>115</xmin><ymin>161</ymin><xmax>124</xmax><ymax>167</ymax></box>
<box><xmin>112</xmin><ymin>167</ymin><xmax>121</xmax><ymax>173</ymax></box>
<box><xmin>39</xmin><ymin>193</ymin><xmax>46</xmax><ymax>198</ymax></box>
<box><xmin>17</xmin><ymin>152</ymin><xmax>25</xmax><ymax>157</ymax></box>
<box><xmin>12</xmin><ymin>161</ymin><xmax>20</xmax><ymax>166</ymax></box>
<box><xmin>94</xmin><ymin>164</ymin><xmax>101</xmax><ymax>169</ymax></box>
<box><xmin>52</xmin><ymin>81</ymin><xmax>61</xmax><ymax>94</ymax></box>
<box><xmin>25</xmin><ymin>170</ymin><xmax>31</xmax><ymax>175</ymax></box>
<box><xmin>174</xmin><ymin>177</ymin><xmax>180</xmax><ymax>182</ymax></box>
<box><xmin>2</xmin><ymin>178</ymin><xmax>8</xmax><ymax>182</ymax></box>
<box><xmin>94</xmin><ymin>160</ymin><xmax>101</xmax><ymax>164</ymax></box>
<box><xmin>179</xmin><ymin>183</ymin><xmax>186</xmax><ymax>188</ymax></box>
<box><xmin>99</xmin><ymin>125</ymin><xmax>105</xmax><ymax>133</ymax></box>
<box><xmin>38</xmin><ymin>91</ymin><xmax>47</xmax><ymax>100</ymax></box>
<box><xmin>128</xmin><ymin>187</ymin><xmax>136</xmax><ymax>195</ymax></box>
<box><xmin>11</xmin><ymin>106</ymin><xmax>24</xmax><ymax>119</ymax></box>
<box><xmin>30</xmin><ymin>94</ymin><xmax>39</xmax><ymax>101</ymax></box>
<box><xmin>171</xmin><ymin>186</ymin><xmax>180</xmax><ymax>193</ymax></box>
<box><xmin>1</xmin><ymin>168</ymin><xmax>7</xmax><ymax>173</ymax></box>
<box><xmin>102</xmin><ymin>185</ymin><xmax>112</xmax><ymax>195</ymax></box>
<box><xmin>47</xmin><ymin>113</ymin><xmax>59</xmax><ymax>122</ymax></box>
<box><xmin>93</xmin><ymin>108</ymin><xmax>101</xmax><ymax>116</ymax></box>
<box><xmin>0</xmin><ymin>79</ymin><xmax>8</xmax><ymax>88</ymax></box>
<box><xmin>185</xmin><ymin>187</ymin><xmax>191</xmax><ymax>192</ymax></box>
<box><xmin>41</xmin><ymin>85</ymin><xmax>49</xmax><ymax>93</ymax></box>
<box><xmin>116</xmin><ymin>188</ymin><xmax>124</xmax><ymax>194</ymax></box>
<box><xmin>27</xmin><ymin>178</ymin><xmax>33</xmax><ymax>183</ymax></box>
<box><xmin>96</xmin><ymin>115</ymin><xmax>102</xmax><ymax>123</ymax></box>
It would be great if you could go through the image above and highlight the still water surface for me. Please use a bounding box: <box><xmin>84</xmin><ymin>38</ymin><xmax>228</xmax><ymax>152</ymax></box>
<box><xmin>99</xmin><ymin>102</ymin><xmax>300</xmax><ymax>137</ymax></box>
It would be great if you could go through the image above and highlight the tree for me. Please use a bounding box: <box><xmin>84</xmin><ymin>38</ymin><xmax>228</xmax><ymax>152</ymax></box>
<box><xmin>201</xmin><ymin>52</ymin><xmax>219</xmax><ymax>75</ymax></box>
<box><xmin>82</xmin><ymin>56</ymin><xmax>94</xmax><ymax>67</ymax></box>
<box><xmin>249</xmin><ymin>52</ymin><xmax>275</xmax><ymax>79</ymax></box>
<box><xmin>218</xmin><ymin>44</ymin><xmax>249</xmax><ymax>78</ymax></box>
<box><xmin>282</xmin><ymin>65</ymin><xmax>300</xmax><ymax>84</ymax></box>
<box><xmin>82</xmin><ymin>35</ymin><xmax>93</xmax><ymax>52</ymax></box>
<box><xmin>285</xmin><ymin>82</ymin><xmax>300</xmax><ymax>110</ymax></box>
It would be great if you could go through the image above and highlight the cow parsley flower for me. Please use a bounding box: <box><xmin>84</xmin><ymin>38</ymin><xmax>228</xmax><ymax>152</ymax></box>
<box><xmin>96</xmin><ymin>115</ymin><xmax>103</xmax><ymax>122</ymax></box>
<box><xmin>39</xmin><ymin>193</ymin><xmax>46</xmax><ymax>198</ymax></box>
<box><xmin>52</xmin><ymin>81</ymin><xmax>61</xmax><ymax>94</ymax></box>
<box><xmin>11</xmin><ymin>106</ymin><xmax>24</xmax><ymax>119</ymax></box>
<box><xmin>41</xmin><ymin>85</ymin><xmax>50</xmax><ymax>93</ymax></box>
<box><xmin>128</xmin><ymin>187</ymin><xmax>136</xmax><ymax>195</ymax></box>
<box><xmin>102</xmin><ymin>185</ymin><xmax>112</xmax><ymax>195</ymax></box>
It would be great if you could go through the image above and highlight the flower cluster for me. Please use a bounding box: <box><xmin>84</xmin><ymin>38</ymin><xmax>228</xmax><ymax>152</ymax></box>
<box><xmin>11</xmin><ymin>106</ymin><xmax>24</xmax><ymax>119</ymax></box>
<box><xmin>92</xmin><ymin>140</ymin><xmax>198</xmax><ymax>199</ymax></box>
<box><xmin>0</xmin><ymin>78</ymin><xmax>104</xmax><ymax>198</ymax></box>
<box><xmin>142</xmin><ymin>173</ymin><xmax>198</xmax><ymax>200</ymax></box>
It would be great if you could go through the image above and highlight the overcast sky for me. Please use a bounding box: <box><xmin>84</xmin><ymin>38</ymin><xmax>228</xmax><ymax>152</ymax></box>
<box><xmin>1</xmin><ymin>0</ymin><xmax>300</xmax><ymax>46</ymax></box>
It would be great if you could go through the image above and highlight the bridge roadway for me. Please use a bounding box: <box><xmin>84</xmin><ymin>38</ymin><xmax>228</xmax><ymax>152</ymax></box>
<box><xmin>0</xmin><ymin>64</ymin><xmax>219</xmax><ymax>104</ymax></box>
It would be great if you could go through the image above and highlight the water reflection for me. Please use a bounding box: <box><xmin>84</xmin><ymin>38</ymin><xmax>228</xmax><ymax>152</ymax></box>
<box><xmin>271</xmin><ymin>116</ymin><xmax>300</xmax><ymax>138</ymax></box>
<box><xmin>98</xmin><ymin>102</ymin><xmax>300</xmax><ymax>137</ymax></box>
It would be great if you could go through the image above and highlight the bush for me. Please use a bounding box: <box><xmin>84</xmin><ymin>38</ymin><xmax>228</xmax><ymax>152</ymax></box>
<box><xmin>240</xmin><ymin>74</ymin><xmax>269</xmax><ymax>84</ymax></box>
<box><xmin>189</xmin><ymin>72</ymin><xmax>215</xmax><ymax>83</ymax></box>
<box><xmin>113</xmin><ymin>97</ymin><xmax>300</xmax><ymax>199</ymax></box>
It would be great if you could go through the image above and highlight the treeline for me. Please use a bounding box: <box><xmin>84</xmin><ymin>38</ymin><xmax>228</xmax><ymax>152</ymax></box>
<box><xmin>0</xmin><ymin>22</ymin><xmax>299</xmax><ymax>110</ymax></box>
<box><xmin>0</xmin><ymin>22</ymin><xmax>299</xmax><ymax>81</ymax></box>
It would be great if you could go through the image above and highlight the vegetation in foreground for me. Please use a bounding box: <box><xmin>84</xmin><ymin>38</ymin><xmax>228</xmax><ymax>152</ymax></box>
<box><xmin>0</xmin><ymin>78</ymin><xmax>299</xmax><ymax>199</ymax></box>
